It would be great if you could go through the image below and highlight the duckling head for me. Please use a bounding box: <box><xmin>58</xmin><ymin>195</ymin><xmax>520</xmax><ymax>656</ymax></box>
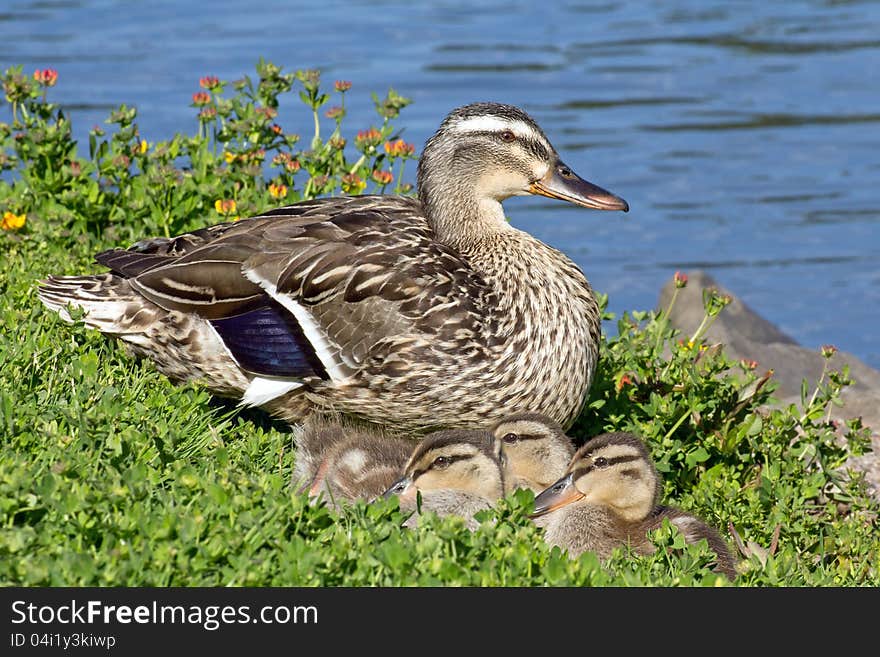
<box><xmin>492</xmin><ymin>412</ymin><xmax>575</xmax><ymax>491</ymax></box>
<box><xmin>417</xmin><ymin>102</ymin><xmax>628</xmax><ymax>245</ymax></box>
<box><xmin>383</xmin><ymin>429</ymin><xmax>505</xmax><ymax>504</ymax></box>
<box><xmin>531</xmin><ymin>432</ymin><xmax>660</xmax><ymax>523</ymax></box>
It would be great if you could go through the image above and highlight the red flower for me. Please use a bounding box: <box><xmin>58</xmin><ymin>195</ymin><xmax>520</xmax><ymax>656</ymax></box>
<box><xmin>356</xmin><ymin>128</ymin><xmax>382</xmax><ymax>146</ymax></box>
<box><xmin>325</xmin><ymin>106</ymin><xmax>345</xmax><ymax>120</ymax></box>
<box><xmin>199</xmin><ymin>76</ymin><xmax>220</xmax><ymax>90</ymax></box>
<box><xmin>334</xmin><ymin>80</ymin><xmax>352</xmax><ymax>92</ymax></box>
<box><xmin>674</xmin><ymin>271</ymin><xmax>688</xmax><ymax>288</ymax></box>
<box><xmin>33</xmin><ymin>68</ymin><xmax>58</xmax><ymax>87</ymax></box>
<box><xmin>371</xmin><ymin>169</ymin><xmax>393</xmax><ymax>186</ymax></box>
<box><xmin>821</xmin><ymin>344</ymin><xmax>838</xmax><ymax>359</ymax></box>
<box><xmin>191</xmin><ymin>91</ymin><xmax>211</xmax><ymax>106</ymax></box>
<box><xmin>273</xmin><ymin>153</ymin><xmax>301</xmax><ymax>172</ymax></box>
<box><xmin>309</xmin><ymin>175</ymin><xmax>330</xmax><ymax>192</ymax></box>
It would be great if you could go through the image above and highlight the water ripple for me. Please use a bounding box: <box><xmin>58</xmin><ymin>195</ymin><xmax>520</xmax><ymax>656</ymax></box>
<box><xmin>572</xmin><ymin>34</ymin><xmax>880</xmax><ymax>55</ymax></box>
<box><xmin>752</xmin><ymin>192</ymin><xmax>843</xmax><ymax>204</ymax></box>
<box><xmin>424</xmin><ymin>62</ymin><xmax>563</xmax><ymax>73</ymax></box>
<box><xmin>434</xmin><ymin>43</ymin><xmax>562</xmax><ymax>53</ymax></box>
<box><xmin>553</xmin><ymin>96</ymin><xmax>704</xmax><ymax>110</ymax></box>
<box><xmin>641</xmin><ymin>112</ymin><xmax>880</xmax><ymax>132</ymax></box>
<box><xmin>802</xmin><ymin>209</ymin><xmax>880</xmax><ymax>225</ymax></box>
<box><xmin>638</xmin><ymin>254</ymin><xmax>870</xmax><ymax>271</ymax></box>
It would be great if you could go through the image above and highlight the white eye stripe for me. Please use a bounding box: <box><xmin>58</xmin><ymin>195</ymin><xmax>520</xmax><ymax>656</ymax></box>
<box><xmin>451</xmin><ymin>116</ymin><xmax>543</xmax><ymax>143</ymax></box>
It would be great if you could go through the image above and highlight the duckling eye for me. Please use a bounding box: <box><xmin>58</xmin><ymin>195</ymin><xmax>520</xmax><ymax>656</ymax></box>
<box><xmin>499</xmin><ymin>130</ymin><xmax>516</xmax><ymax>143</ymax></box>
<box><xmin>593</xmin><ymin>457</ymin><xmax>608</xmax><ymax>468</ymax></box>
<box><xmin>432</xmin><ymin>456</ymin><xmax>450</xmax><ymax>469</ymax></box>
<box><xmin>502</xmin><ymin>432</ymin><xmax>519</xmax><ymax>444</ymax></box>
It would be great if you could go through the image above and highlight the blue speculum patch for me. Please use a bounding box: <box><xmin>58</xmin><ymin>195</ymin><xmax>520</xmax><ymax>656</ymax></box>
<box><xmin>210</xmin><ymin>304</ymin><xmax>328</xmax><ymax>379</ymax></box>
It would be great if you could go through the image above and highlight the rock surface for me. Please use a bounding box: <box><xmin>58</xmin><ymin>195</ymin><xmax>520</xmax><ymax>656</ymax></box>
<box><xmin>657</xmin><ymin>270</ymin><xmax>880</xmax><ymax>499</ymax></box>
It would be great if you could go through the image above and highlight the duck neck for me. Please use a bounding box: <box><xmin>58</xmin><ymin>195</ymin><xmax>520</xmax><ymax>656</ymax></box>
<box><xmin>425</xmin><ymin>195</ymin><xmax>513</xmax><ymax>252</ymax></box>
<box><xmin>418</xmin><ymin>155</ymin><xmax>516</xmax><ymax>254</ymax></box>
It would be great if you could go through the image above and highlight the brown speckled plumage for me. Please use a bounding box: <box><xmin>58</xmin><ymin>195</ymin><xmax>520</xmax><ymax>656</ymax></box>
<box><xmin>38</xmin><ymin>102</ymin><xmax>628</xmax><ymax>434</ymax></box>
<box><xmin>291</xmin><ymin>414</ymin><xmax>412</xmax><ymax>505</ymax></box>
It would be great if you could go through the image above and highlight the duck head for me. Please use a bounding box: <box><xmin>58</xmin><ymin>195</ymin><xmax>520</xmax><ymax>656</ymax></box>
<box><xmin>417</xmin><ymin>102</ymin><xmax>628</xmax><ymax>245</ymax></box>
<box><xmin>383</xmin><ymin>428</ymin><xmax>506</xmax><ymax>503</ymax></box>
<box><xmin>531</xmin><ymin>431</ymin><xmax>659</xmax><ymax>522</ymax></box>
<box><xmin>491</xmin><ymin>412</ymin><xmax>575</xmax><ymax>491</ymax></box>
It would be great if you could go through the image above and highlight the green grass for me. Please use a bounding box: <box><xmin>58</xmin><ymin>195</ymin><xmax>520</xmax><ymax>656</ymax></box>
<box><xmin>1</xmin><ymin>62</ymin><xmax>877</xmax><ymax>586</ymax></box>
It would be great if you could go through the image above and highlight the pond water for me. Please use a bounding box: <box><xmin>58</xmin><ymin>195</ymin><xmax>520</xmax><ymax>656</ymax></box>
<box><xmin>3</xmin><ymin>0</ymin><xmax>879</xmax><ymax>368</ymax></box>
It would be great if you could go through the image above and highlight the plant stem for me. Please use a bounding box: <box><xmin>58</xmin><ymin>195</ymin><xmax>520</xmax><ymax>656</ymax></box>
<box><xmin>312</xmin><ymin>108</ymin><xmax>321</xmax><ymax>150</ymax></box>
<box><xmin>653</xmin><ymin>287</ymin><xmax>680</xmax><ymax>357</ymax></box>
<box><xmin>395</xmin><ymin>159</ymin><xmax>407</xmax><ymax>194</ymax></box>
<box><xmin>663</xmin><ymin>408</ymin><xmax>691</xmax><ymax>441</ymax></box>
<box><xmin>799</xmin><ymin>360</ymin><xmax>829</xmax><ymax>426</ymax></box>
<box><xmin>689</xmin><ymin>310</ymin><xmax>723</xmax><ymax>345</ymax></box>
<box><xmin>348</xmin><ymin>153</ymin><xmax>366</xmax><ymax>176</ymax></box>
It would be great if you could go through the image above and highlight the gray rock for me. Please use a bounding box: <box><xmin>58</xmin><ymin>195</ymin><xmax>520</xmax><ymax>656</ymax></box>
<box><xmin>657</xmin><ymin>270</ymin><xmax>880</xmax><ymax>499</ymax></box>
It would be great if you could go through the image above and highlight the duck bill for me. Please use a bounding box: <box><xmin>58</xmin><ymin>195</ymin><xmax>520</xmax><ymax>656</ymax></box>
<box><xmin>382</xmin><ymin>475</ymin><xmax>414</xmax><ymax>501</ymax></box>
<box><xmin>530</xmin><ymin>473</ymin><xmax>585</xmax><ymax>517</ymax></box>
<box><xmin>530</xmin><ymin>161</ymin><xmax>629</xmax><ymax>212</ymax></box>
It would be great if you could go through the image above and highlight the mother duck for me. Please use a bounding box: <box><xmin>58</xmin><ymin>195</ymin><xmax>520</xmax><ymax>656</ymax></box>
<box><xmin>39</xmin><ymin>102</ymin><xmax>628</xmax><ymax>433</ymax></box>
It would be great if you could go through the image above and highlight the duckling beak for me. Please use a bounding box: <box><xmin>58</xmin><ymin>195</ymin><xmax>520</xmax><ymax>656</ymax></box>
<box><xmin>382</xmin><ymin>475</ymin><xmax>414</xmax><ymax>501</ymax></box>
<box><xmin>530</xmin><ymin>161</ymin><xmax>629</xmax><ymax>212</ymax></box>
<box><xmin>530</xmin><ymin>473</ymin><xmax>584</xmax><ymax>517</ymax></box>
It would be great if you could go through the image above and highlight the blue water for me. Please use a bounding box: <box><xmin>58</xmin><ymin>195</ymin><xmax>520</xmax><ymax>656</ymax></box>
<box><xmin>2</xmin><ymin>0</ymin><xmax>879</xmax><ymax>368</ymax></box>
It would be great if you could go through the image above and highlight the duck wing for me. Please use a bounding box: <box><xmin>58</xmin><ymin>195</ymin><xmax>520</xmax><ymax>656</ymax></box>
<box><xmin>94</xmin><ymin>196</ymin><xmax>487</xmax><ymax>396</ymax></box>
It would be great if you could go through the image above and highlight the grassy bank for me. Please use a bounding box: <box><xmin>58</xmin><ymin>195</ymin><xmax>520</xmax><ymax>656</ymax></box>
<box><xmin>1</xmin><ymin>62</ymin><xmax>877</xmax><ymax>586</ymax></box>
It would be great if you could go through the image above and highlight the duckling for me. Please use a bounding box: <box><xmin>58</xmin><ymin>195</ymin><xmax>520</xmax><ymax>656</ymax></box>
<box><xmin>291</xmin><ymin>415</ymin><xmax>412</xmax><ymax>506</ymax></box>
<box><xmin>530</xmin><ymin>431</ymin><xmax>737</xmax><ymax>580</ymax></box>
<box><xmin>491</xmin><ymin>412</ymin><xmax>575</xmax><ymax>492</ymax></box>
<box><xmin>383</xmin><ymin>429</ymin><xmax>506</xmax><ymax>530</ymax></box>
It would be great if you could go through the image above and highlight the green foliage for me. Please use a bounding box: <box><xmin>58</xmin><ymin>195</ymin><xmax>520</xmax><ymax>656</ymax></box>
<box><xmin>1</xmin><ymin>63</ymin><xmax>877</xmax><ymax>586</ymax></box>
<box><xmin>1</xmin><ymin>61</ymin><xmax>413</xmax><ymax>241</ymax></box>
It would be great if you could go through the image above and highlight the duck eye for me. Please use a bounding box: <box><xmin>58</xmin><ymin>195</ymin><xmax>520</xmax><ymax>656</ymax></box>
<box><xmin>502</xmin><ymin>432</ymin><xmax>519</xmax><ymax>444</ymax></box>
<box><xmin>499</xmin><ymin>130</ymin><xmax>516</xmax><ymax>143</ymax></box>
<box><xmin>432</xmin><ymin>456</ymin><xmax>450</xmax><ymax>469</ymax></box>
<box><xmin>593</xmin><ymin>457</ymin><xmax>608</xmax><ymax>468</ymax></box>
<box><xmin>558</xmin><ymin>165</ymin><xmax>574</xmax><ymax>179</ymax></box>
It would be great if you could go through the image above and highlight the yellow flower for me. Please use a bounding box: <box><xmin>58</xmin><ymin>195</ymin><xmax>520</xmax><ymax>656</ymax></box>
<box><xmin>1</xmin><ymin>211</ymin><xmax>26</xmax><ymax>231</ymax></box>
<box><xmin>340</xmin><ymin>174</ymin><xmax>366</xmax><ymax>194</ymax></box>
<box><xmin>383</xmin><ymin>139</ymin><xmax>415</xmax><ymax>158</ymax></box>
<box><xmin>223</xmin><ymin>151</ymin><xmax>236</xmax><ymax>164</ymax></box>
<box><xmin>214</xmin><ymin>199</ymin><xmax>237</xmax><ymax>216</ymax></box>
<box><xmin>268</xmin><ymin>183</ymin><xmax>288</xmax><ymax>199</ymax></box>
<box><xmin>139</xmin><ymin>139</ymin><xmax>148</xmax><ymax>154</ymax></box>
